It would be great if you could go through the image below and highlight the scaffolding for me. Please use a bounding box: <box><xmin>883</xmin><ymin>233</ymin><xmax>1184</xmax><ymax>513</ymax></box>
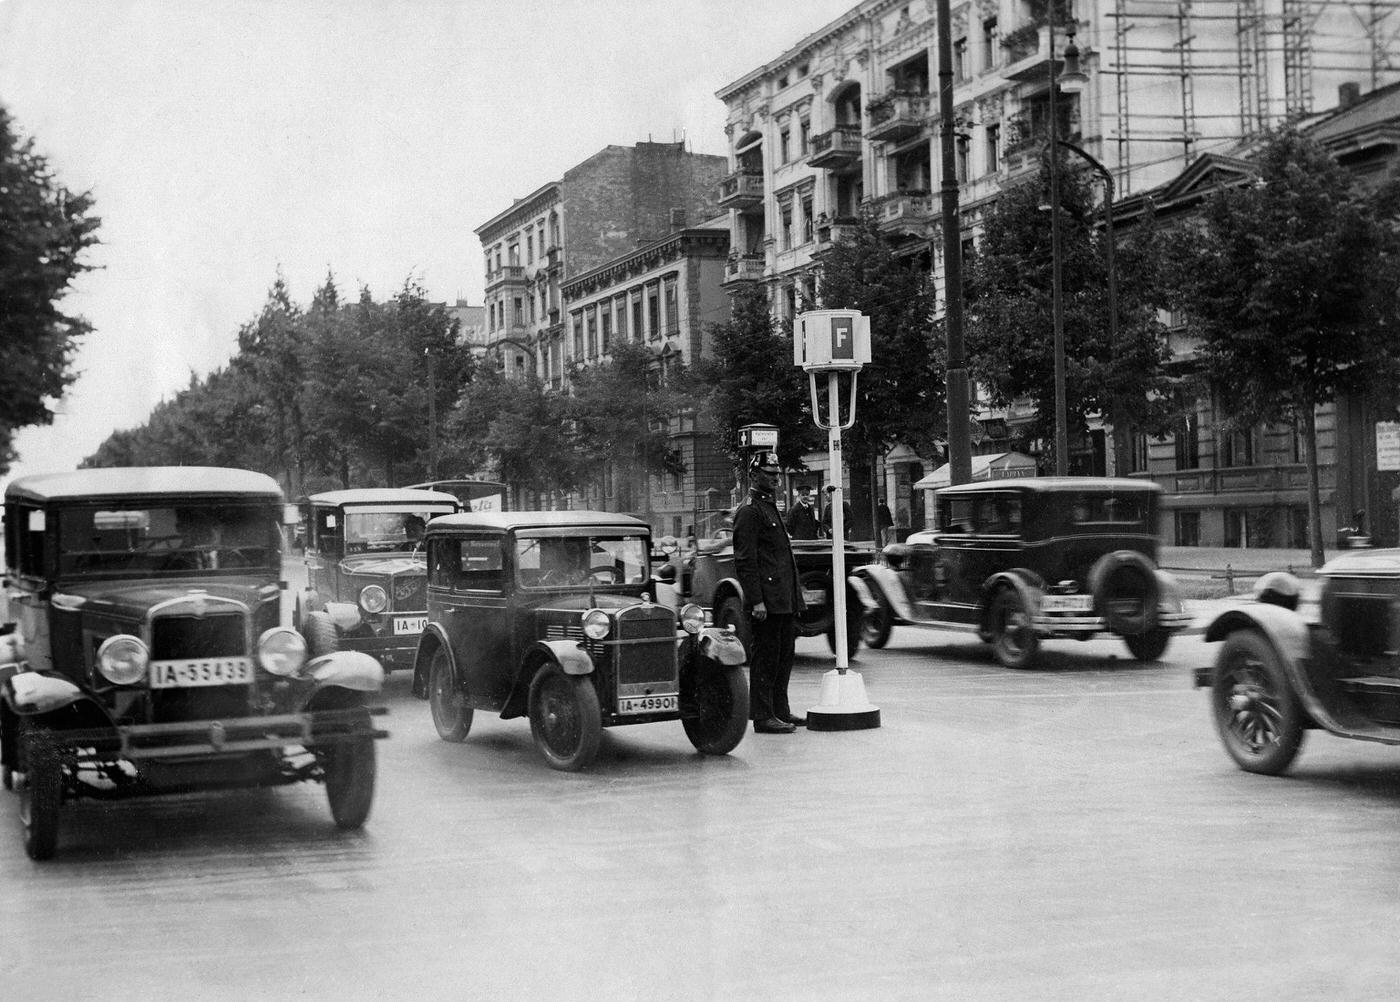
<box><xmin>1102</xmin><ymin>0</ymin><xmax>1400</xmax><ymax>194</ymax></box>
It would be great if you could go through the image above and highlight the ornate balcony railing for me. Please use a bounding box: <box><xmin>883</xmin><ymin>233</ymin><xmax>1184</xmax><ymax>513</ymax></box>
<box><xmin>723</xmin><ymin>253</ymin><xmax>765</xmax><ymax>283</ymax></box>
<box><xmin>718</xmin><ymin>169</ymin><xmax>764</xmax><ymax>210</ymax></box>
<box><xmin>808</xmin><ymin>125</ymin><xmax>862</xmax><ymax>169</ymax></box>
<box><xmin>865</xmin><ymin>91</ymin><xmax>931</xmax><ymax>143</ymax></box>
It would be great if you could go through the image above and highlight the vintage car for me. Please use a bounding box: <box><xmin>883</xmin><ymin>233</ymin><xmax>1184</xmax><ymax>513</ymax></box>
<box><xmin>659</xmin><ymin>520</ymin><xmax>876</xmax><ymax>659</ymax></box>
<box><xmin>0</xmin><ymin>467</ymin><xmax>389</xmax><ymax>860</ymax></box>
<box><xmin>855</xmin><ymin>478</ymin><xmax>1190</xmax><ymax>668</ymax></box>
<box><xmin>296</xmin><ymin>488</ymin><xmax>460</xmax><ymax>671</ymax></box>
<box><xmin>411</xmin><ymin>510</ymin><xmax>749</xmax><ymax>771</ymax></box>
<box><xmin>1196</xmin><ymin>548</ymin><xmax>1400</xmax><ymax>774</ymax></box>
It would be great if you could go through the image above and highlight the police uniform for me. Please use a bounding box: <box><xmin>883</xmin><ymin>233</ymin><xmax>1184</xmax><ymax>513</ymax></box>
<box><xmin>733</xmin><ymin>454</ymin><xmax>806</xmax><ymax>729</ymax></box>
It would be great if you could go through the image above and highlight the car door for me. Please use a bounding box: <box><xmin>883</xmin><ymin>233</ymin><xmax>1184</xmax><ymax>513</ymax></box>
<box><xmin>429</xmin><ymin>532</ymin><xmax>512</xmax><ymax>711</ymax></box>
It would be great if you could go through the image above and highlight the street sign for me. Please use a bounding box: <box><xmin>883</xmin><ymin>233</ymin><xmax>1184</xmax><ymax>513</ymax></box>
<box><xmin>738</xmin><ymin>424</ymin><xmax>778</xmax><ymax>450</ymax></box>
<box><xmin>794</xmin><ymin>310</ymin><xmax>871</xmax><ymax>372</ymax></box>
<box><xmin>1378</xmin><ymin>422</ymin><xmax>1400</xmax><ymax>471</ymax></box>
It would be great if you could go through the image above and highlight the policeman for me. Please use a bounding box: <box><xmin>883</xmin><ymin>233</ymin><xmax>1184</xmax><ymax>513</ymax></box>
<box><xmin>733</xmin><ymin>450</ymin><xmax>806</xmax><ymax>733</ymax></box>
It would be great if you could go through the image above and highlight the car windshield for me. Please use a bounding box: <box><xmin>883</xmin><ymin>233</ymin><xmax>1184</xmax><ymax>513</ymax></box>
<box><xmin>515</xmin><ymin>533</ymin><xmax>650</xmax><ymax>588</ymax></box>
<box><xmin>344</xmin><ymin>505</ymin><xmax>455</xmax><ymax>554</ymax></box>
<box><xmin>58</xmin><ymin>502</ymin><xmax>280</xmax><ymax>576</ymax></box>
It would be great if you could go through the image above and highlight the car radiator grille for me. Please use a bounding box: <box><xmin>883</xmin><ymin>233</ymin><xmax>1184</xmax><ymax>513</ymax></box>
<box><xmin>613</xmin><ymin>607</ymin><xmax>678</xmax><ymax>688</ymax></box>
<box><xmin>391</xmin><ymin>576</ymin><xmax>426</xmax><ymax>611</ymax></box>
<box><xmin>150</xmin><ymin>611</ymin><xmax>253</xmax><ymax>723</ymax></box>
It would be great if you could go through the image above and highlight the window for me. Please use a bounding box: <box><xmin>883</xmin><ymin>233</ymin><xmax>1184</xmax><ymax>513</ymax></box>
<box><xmin>586</xmin><ymin>309</ymin><xmax>597</xmax><ymax>358</ymax></box>
<box><xmin>779</xmin><ymin>128</ymin><xmax>791</xmax><ymax>163</ymax></box>
<box><xmin>600</xmin><ymin>308</ymin><xmax>612</xmax><ymax>352</ymax></box>
<box><xmin>981</xmin><ymin>18</ymin><xmax>999</xmax><ymax>70</ymax></box>
<box><xmin>780</xmin><ymin>201</ymin><xmax>794</xmax><ymax>249</ymax></box>
<box><xmin>572</xmin><ymin>316</ymin><xmax>583</xmax><ymax>357</ymax></box>
<box><xmin>632</xmin><ymin>295</ymin><xmax>644</xmax><ymax>342</ymax></box>
<box><xmin>614</xmin><ymin>295</ymin><xmax>628</xmax><ymax>341</ymax></box>
<box><xmin>1174</xmin><ymin>401</ymin><xmax>1200</xmax><ymax>470</ymax></box>
<box><xmin>508</xmin><ymin>242</ymin><xmax>519</xmax><ymax>265</ymax></box>
<box><xmin>955</xmin><ymin>135</ymin><xmax>969</xmax><ymax>182</ymax></box>
<box><xmin>1127</xmin><ymin>430</ymin><xmax>1149</xmax><ymax>474</ymax></box>
<box><xmin>953</xmin><ymin>37</ymin><xmax>968</xmax><ymax>81</ymax></box>
<box><xmin>647</xmin><ymin>285</ymin><xmax>660</xmax><ymax>340</ymax></box>
<box><xmin>985</xmin><ymin>124</ymin><xmax>1000</xmax><ymax>173</ymax></box>
<box><xmin>799</xmin><ymin>118</ymin><xmax>811</xmax><ymax>155</ymax></box>
<box><xmin>1221</xmin><ymin>425</ymin><xmax>1257</xmax><ymax>468</ymax></box>
<box><xmin>662</xmin><ymin>277</ymin><xmax>679</xmax><ymax>336</ymax></box>
<box><xmin>1174</xmin><ymin>511</ymin><xmax>1200</xmax><ymax>547</ymax></box>
<box><xmin>526</xmin><ymin>233</ymin><xmax>534</xmax><ymax>264</ymax></box>
<box><xmin>512</xmin><ymin>297</ymin><xmax>523</xmax><ymax>327</ymax></box>
<box><xmin>801</xmin><ymin>194</ymin><xmax>814</xmax><ymax>243</ymax></box>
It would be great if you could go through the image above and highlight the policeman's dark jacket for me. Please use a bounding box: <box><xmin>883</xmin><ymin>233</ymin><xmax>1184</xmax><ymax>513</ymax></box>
<box><xmin>733</xmin><ymin>488</ymin><xmax>806</xmax><ymax>614</ymax></box>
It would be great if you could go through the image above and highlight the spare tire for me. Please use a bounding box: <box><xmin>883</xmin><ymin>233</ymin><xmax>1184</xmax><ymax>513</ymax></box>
<box><xmin>795</xmin><ymin>570</ymin><xmax>834</xmax><ymax>637</ymax></box>
<box><xmin>1088</xmin><ymin>551</ymin><xmax>1160</xmax><ymax>636</ymax></box>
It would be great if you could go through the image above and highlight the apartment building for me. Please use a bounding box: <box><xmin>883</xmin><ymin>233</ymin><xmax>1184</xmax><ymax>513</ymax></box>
<box><xmin>474</xmin><ymin>141</ymin><xmax>727</xmax><ymax>388</ymax></box>
<box><xmin>714</xmin><ymin>0</ymin><xmax>1398</xmax><ymax>541</ymax></box>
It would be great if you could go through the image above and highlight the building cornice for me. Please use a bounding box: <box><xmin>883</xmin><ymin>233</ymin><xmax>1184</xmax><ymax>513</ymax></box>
<box><xmin>474</xmin><ymin>181</ymin><xmax>561</xmax><ymax>240</ymax></box>
<box><xmin>561</xmin><ymin>229</ymin><xmax>730</xmax><ymax>298</ymax></box>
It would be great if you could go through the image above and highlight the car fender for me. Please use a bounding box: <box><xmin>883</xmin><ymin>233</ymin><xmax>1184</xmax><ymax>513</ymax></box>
<box><xmin>856</xmin><ymin>565</ymin><xmax>913</xmax><ymax>622</ymax></box>
<box><xmin>978</xmin><ymin>570</ymin><xmax>1045</xmax><ymax>638</ymax></box>
<box><xmin>1154</xmin><ymin>569</ymin><xmax>1185</xmax><ymax>614</ymax></box>
<box><xmin>411</xmin><ymin>622</ymin><xmax>453</xmax><ymax>699</ymax></box>
<box><xmin>529</xmin><ymin>640</ymin><xmax>595</xmax><ymax>676</ymax></box>
<box><xmin>324</xmin><ymin>601</ymin><xmax>363</xmax><ymax>633</ymax></box>
<box><xmin>305</xmin><ymin>650</ymin><xmax>385</xmax><ymax>693</ymax></box>
<box><xmin>1202</xmin><ymin>603</ymin><xmax>1312</xmax><ymax>674</ymax></box>
<box><xmin>847</xmin><ymin>574</ymin><xmax>879</xmax><ymax>613</ymax></box>
<box><xmin>698</xmin><ymin>627</ymin><xmax>746</xmax><ymax>667</ymax></box>
<box><xmin>501</xmin><ymin>641</ymin><xmax>596</xmax><ymax>721</ymax></box>
<box><xmin>4</xmin><ymin>671</ymin><xmax>89</xmax><ymax>716</ymax></box>
<box><xmin>711</xmin><ymin>577</ymin><xmax>747</xmax><ymax>613</ymax></box>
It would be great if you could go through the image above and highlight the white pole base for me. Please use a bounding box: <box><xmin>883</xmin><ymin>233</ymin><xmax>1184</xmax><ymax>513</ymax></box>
<box><xmin>806</xmin><ymin>668</ymin><xmax>881</xmax><ymax>731</ymax></box>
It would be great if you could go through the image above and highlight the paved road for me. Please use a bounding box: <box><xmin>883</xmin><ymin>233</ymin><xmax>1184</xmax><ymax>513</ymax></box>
<box><xmin>2</xmin><ymin>628</ymin><xmax>1398</xmax><ymax>1001</ymax></box>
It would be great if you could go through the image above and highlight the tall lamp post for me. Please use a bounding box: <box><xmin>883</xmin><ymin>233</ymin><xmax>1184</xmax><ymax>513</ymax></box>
<box><xmin>1048</xmin><ymin>19</ymin><xmax>1085</xmax><ymax>475</ymax></box>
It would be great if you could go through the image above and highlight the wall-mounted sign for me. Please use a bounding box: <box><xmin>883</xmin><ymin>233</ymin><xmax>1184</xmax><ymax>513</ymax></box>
<box><xmin>1377</xmin><ymin>422</ymin><xmax>1400</xmax><ymax>471</ymax></box>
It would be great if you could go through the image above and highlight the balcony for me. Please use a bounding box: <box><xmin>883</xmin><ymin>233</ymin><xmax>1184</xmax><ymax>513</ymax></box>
<box><xmin>814</xmin><ymin>215</ymin><xmax>861</xmax><ymax>247</ymax></box>
<box><xmin>485</xmin><ymin>264</ymin><xmax>527</xmax><ymax>291</ymax></box>
<box><xmin>723</xmin><ymin>253</ymin><xmax>765</xmax><ymax>284</ymax></box>
<box><xmin>544</xmin><ymin>247</ymin><xmax>562</xmax><ymax>272</ymax></box>
<box><xmin>807</xmin><ymin>125</ymin><xmax>862</xmax><ymax>169</ymax></box>
<box><xmin>718</xmin><ymin>169</ymin><xmax>764</xmax><ymax>211</ymax></box>
<box><xmin>872</xmin><ymin>191</ymin><xmax>936</xmax><ymax>237</ymax></box>
<box><xmin>865</xmin><ymin>92</ymin><xmax>931</xmax><ymax>144</ymax></box>
<box><xmin>1002</xmin><ymin>24</ymin><xmax>1058</xmax><ymax>84</ymax></box>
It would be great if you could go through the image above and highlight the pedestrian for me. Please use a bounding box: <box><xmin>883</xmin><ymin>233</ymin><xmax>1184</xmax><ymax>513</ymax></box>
<box><xmin>820</xmin><ymin>485</ymin><xmax>852</xmax><ymax>540</ymax></box>
<box><xmin>786</xmin><ymin>485</ymin><xmax>820</xmax><ymax>540</ymax></box>
<box><xmin>877</xmin><ymin>496</ymin><xmax>895</xmax><ymax>545</ymax></box>
<box><xmin>733</xmin><ymin>450</ymin><xmax>806</xmax><ymax>733</ymax></box>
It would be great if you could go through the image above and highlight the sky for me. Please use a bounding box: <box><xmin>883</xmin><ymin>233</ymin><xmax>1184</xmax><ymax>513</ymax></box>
<box><xmin>0</xmin><ymin>0</ymin><xmax>862</xmax><ymax>486</ymax></box>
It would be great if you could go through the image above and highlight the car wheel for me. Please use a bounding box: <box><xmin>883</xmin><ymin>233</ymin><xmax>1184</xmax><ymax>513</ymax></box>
<box><xmin>1212</xmin><ymin>629</ymin><xmax>1305</xmax><ymax>775</ymax></box>
<box><xmin>860</xmin><ymin>592</ymin><xmax>893</xmax><ymax>650</ymax></box>
<box><xmin>305</xmin><ymin>610</ymin><xmax>339</xmax><ymax>659</ymax></box>
<box><xmin>1089</xmin><ymin>551</ymin><xmax>1160</xmax><ymax>636</ymax></box>
<box><xmin>19</xmin><ymin>729</ymin><xmax>62</xmax><ymax>861</ymax></box>
<box><xmin>682</xmin><ymin>666</ymin><xmax>749</xmax><ymax>756</ymax></box>
<box><xmin>428</xmin><ymin>646</ymin><xmax>472</xmax><ymax>742</ymax></box>
<box><xmin>528</xmin><ymin>662</ymin><xmax>602</xmax><ymax>772</ymax></box>
<box><xmin>322</xmin><ymin>711</ymin><xmax>376</xmax><ymax>829</ymax></box>
<box><xmin>825</xmin><ymin>594</ymin><xmax>862</xmax><ymax>659</ymax></box>
<box><xmin>1125</xmin><ymin>628</ymin><xmax>1171</xmax><ymax>662</ymax></box>
<box><xmin>715</xmin><ymin>596</ymin><xmax>753</xmax><ymax>663</ymax></box>
<box><xmin>989</xmin><ymin>588</ymin><xmax>1040</xmax><ymax>669</ymax></box>
<box><xmin>796</xmin><ymin>570</ymin><xmax>834</xmax><ymax>636</ymax></box>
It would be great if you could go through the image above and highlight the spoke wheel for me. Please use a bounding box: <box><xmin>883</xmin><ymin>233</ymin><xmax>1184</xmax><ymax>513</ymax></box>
<box><xmin>528</xmin><ymin>663</ymin><xmax>602</xmax><ymax>772</ymax></box>
<box><xmin>19</xmin><ymin>729</ymin><xmax>63</xmax><ymax>861</ymax></box>
<box><xmin>860</xmin><ymin>596</ymin><xmax>892</xmax><ymax>649</ymax></box>
<box><xmin>428</xmin><ymin>647</ymin><xmax>473</xmax><ymax>742</ymax></box>
<box><xmin>322</xmin><ymin>710</ymin><xmax>377</xmax><ymax>829</ymax></box>
<box><xmin>682</xmin><ymin>666</ymin><xmax>749</xmax><ymax>755</ymax></box>
<box><xmin>715</xmin><ymin>596</ymin><xmax>753</xmax><ymax>663</ymax></box>
<box><xmin>1126</xmin><ymin>628</ymin><xmax>1171</xmax><ymax>662</ymax></box>
<box><xmin>989</xmin><ymin>588</ymin><xmax>1040</xmax><ymax>670</ymax></box>
<box><xmin>1212</xmin><ymin>630</ymin><xmax>1304</xmax><ymax>775</ymax></box>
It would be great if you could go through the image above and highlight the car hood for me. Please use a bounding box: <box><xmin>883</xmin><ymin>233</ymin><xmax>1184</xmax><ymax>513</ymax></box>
<box><xmin>525</xmin><ymin>592</ymin><xmax>655</xmax><ymax>614</ymax></box>
<box><xmin>340</xmin><ymin>555</ymin><xmax>425</xmax><ymax>576</ymax></box>
<box><xmin>56</xmin><ymin>576</ymin><xmax>276</xmax><ymax>619</ymax></box>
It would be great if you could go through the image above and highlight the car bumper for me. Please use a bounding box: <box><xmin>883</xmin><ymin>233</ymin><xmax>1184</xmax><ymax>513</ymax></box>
<box><xmin>339</xmin><ymin>633</ymin><xmax>420</xmax><ymax>670</ymax></box>
<box><xmin>1032</xmin><ymin>609</ymin><xmax>1194</xmax><ymax>636</ymax></box>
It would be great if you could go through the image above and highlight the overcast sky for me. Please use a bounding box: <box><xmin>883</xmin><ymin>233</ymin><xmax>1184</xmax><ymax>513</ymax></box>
<box><xmin>0</xmin><ymin>0</ymin><xmax>860</xmax><ymax>485</ymax></box>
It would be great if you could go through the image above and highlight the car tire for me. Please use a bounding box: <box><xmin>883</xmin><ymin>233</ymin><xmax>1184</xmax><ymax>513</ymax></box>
<box><xmin>860</xmin><ymin>591</ymin><xmax>893</xmax><ymax>649</ymax></box>
<box><xmin>1089</xmin><ymin>551</ymin><xmax>1160</xmax><ymax>636</ymax></box>
<box><xmin>322</xmin><ymin>723</ymin><xmax>377</xmax><ymax>830</ymax></box>
<box><xmin>825</xmin><ymin>591</ymin><xmax>862</xmax><ymax>659</ymax></box>
<box><xmin>1212</xmin><ymin>629</ymin><xmax>1305</xmax><ymax>776</ymax></box>
<box><xmin>428</xmin><ymin>646</ymin><xmax>473</xmax><ymax>743</ymax></box>
<box><xmin>988</xmin><ymin>588</ymin><xmax>1040</xmax><ymax>670</ymax></box>
<box><xmin>682</xmin><ymin>665</ymin><xmax>749</xmax><ymax>756</ymax></box>
<box><xmin>528</xmin><ymin>662</ymin><xmax>602</xmax><ymax>772</ymax></box>
<box><xmin>305</xmin><ymin>610</ymin><xmax>339</xmax><ymax>659</ymax></box>
<box><xmin>715</xmin><ymin>596</ymin><xmax>753</xmax><ymax>663</ymax></box>
<box><xmin>797</xmin><ymin>570</ymin><xmax>834</xmax><ymax>637</ymax></box>
<box><xmin>19</xmin><ymin>728</ymin><xmax>62</xmax><ymax>861</ymax></box>
<box><xmin>1125</xmin><ymin>628</ymin><xmax>1171</xmax><ymax>662</ymax></box>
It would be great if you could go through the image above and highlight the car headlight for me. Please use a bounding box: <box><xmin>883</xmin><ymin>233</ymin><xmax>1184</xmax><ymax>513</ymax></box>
<box><xmin>679</xmin><ymin>603</ymin><xmax>706</xmax><ymax>635</ymax></box>
<box><xmin>258</xmin><ymin>627</ymin><xmax>308</xmax><ymax>676</ymax></box>
<box><xmin>97</xmin><ymin>635</ymin><xmax>149</xmax><ymax>685</ymax></box>
<box><xmin>581</xmin><ymin>608</ymin><xmax>611</xmax><ymax>640</ymax></box>
<box><xmin>359</xmin><ymin>584</ymin><xmax>388</xmax><ymax>614</ymax></box>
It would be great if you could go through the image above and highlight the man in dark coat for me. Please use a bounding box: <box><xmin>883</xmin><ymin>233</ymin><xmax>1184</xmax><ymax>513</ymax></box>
<box><xmin>785</xmin><ymin>485</ymin><xmax>820</xmax><ymax>540</ymax></box>
<box><xmin>820</xmin><ymin>485</ymin><xmax>853</xmax><ymax>540</ymax></box>
<box><xmin>733</xmin><ymin>451</ymin><xmax>806</xmax><ymax>733</ymax></box>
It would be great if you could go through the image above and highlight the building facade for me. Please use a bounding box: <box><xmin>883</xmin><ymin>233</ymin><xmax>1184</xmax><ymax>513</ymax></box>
<box><xmin>714</xmin><ymin>0</ymin><xmax>1398</xmax><ymax>543</ymax></box>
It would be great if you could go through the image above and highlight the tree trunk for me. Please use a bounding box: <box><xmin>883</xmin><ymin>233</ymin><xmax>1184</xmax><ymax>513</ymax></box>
<box><xmin>1303</xmin><ymin>402</ymin><xmax>1326</xmax><ymax>568</ymax></box>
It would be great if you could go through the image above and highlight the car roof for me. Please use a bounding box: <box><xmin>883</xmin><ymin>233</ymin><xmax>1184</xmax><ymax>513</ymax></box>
<box><xmin>934</xmin><ymin>477</ymin><xmax>1162</xmax><ymax>496</ymax></box>
<box><xmin>5</xmin><ymin>467</ymin><xmax>284</xmax><ymax>503</ymax></box>
<box><xmin>427</xmin><ymin>510</ymin><xmax>650</xmax><ymax>533</ymax></box>
<box><xmin>304</xmin><ymin>488</ymin><xmax>460</xmax><ymax>506</ymax></box>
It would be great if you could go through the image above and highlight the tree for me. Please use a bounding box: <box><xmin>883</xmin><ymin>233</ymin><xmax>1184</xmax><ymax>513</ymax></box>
<box><xmin>963</xmin><ymin>146</ymin><xmax>1176</xmax><ymax>474</ymax></box>
<box><xmin>692</xmin><ymin>283</ymin><xmax>821</xmax><ymax>480</ymax></box>
<box><xmin>817</xmin><ymin>215</ymin><xmax>944</xmax><ymax>536</ymax></box>
<box><xmin>0</xmin><ymin>105</ymin><xmax>101</xmax><ymax>473</ymax></box>
<box><xmin>1171</xmin><ymin>128</ymin><xmax>1400</xmax><ymax>566</ymax></box>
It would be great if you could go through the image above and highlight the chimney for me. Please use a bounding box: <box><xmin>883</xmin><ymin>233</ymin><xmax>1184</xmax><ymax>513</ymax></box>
<box><xmin>1339</xmin><ymin>82</ymin><xmax>1362</xmax><ymax>109</ymax></box>
<box><xmin>670</xmin><ymin>208</ymin><xmax>687</xmax><ymax>231</ymax></box>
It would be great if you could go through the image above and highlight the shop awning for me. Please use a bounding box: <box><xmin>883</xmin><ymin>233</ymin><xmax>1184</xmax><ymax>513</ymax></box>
<box><xmin>913</xmin><ymin>451</ymin><xmax>1039</xmax><ymax>491</ymax></box>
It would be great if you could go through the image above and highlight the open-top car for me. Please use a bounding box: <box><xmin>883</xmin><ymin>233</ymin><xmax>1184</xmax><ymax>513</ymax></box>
<box><xmin>0</xmin><ymin>467</ymin><xmax>388</xmax><ymax>860</ymax></box>
<box><xmin>1197</xmin><ymin>547</ymin><xmax>1400</xmax><ymax>774</ymax></box>
<box><xmin>296</xmin><ymin>488</ymin><xmax>460</xmax><ymax>671</ymax></box>
<box><xmin>411</xmin><ymin>510</ymin><xmax>749</xmax><ymax>771</ymax></box>
<box><xmin>854</xmin><ymin>478</ymin><xmax>1190</xmax><ymax>668</ymax></box>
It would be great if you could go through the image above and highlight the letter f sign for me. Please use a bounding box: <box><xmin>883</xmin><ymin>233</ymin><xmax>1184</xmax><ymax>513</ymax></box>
<box><xmin>831</xmin><ymin>316</ymin><xmax>853</xmax><ymax>359</ymax></box>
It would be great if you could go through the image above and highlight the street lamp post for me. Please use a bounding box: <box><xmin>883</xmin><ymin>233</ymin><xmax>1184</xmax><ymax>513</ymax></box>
<box><xmin>1047</xmin><ymin>19</ymin><xmax>1084</xmax><ymax>476</ymax></box>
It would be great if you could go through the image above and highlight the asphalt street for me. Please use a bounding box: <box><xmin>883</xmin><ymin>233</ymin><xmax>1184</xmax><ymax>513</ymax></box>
<box><xmin>2</xmin><ymin>619</ymin><xmax>1398</xmax><ymax>1002</ymax></box>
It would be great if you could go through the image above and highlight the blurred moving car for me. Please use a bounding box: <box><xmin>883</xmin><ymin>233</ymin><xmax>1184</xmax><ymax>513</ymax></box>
<box><xmin>855</xmin><ymin>478</ymin><xmax>1190</xmax><ymax>668</ymax></box>
<box><xmin>411</xmin><ymin>510</ymin><xmax>748</xmax><ymax>771</ymax></box>
<box><xmin>296</xmin><ymin>488</ymin><xmax>460</xmax><ymax>671</ymax></box>
<box><xmin>0</xmin><ymin>468</ymin><xmax>388</xmax><ymax>860</ymax></box>
<box><xmin>1196</xmin><ymin>546</ymin><xmax>1400</xmax><ymax>774</ymax></box>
